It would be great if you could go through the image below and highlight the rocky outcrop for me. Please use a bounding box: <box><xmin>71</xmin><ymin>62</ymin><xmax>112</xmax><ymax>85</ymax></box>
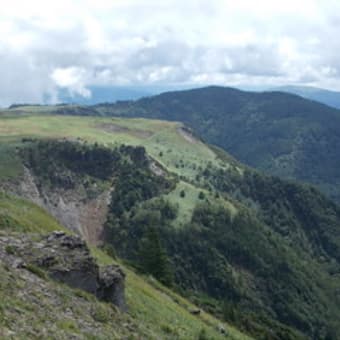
<box><xmin>0</xmin><ymin>231</ymin><xmax>126</xmax><ymax>311</ymax></box>
<box><xmin>14</xmin><ymin>166</ymin><xmax>112</xmax><ymax>245</ymax></box>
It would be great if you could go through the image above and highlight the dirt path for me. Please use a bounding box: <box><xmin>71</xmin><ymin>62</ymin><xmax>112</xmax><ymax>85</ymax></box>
<box><xmin>177</xmin><ymin>127</ymin><xmax>199</xmax><ymax>144</ymax></box>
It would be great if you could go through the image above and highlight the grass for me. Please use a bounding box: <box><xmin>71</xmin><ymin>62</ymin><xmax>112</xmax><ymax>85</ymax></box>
<box><xmin>0</xmin><ymin>115</ymin><xmax>222</xmax><ymax>180</ymax></box>
<box><xmin>0</xmin><ymin>226</ymin><xmax>251</xmax><ymax>339</ymax></box>
<box><xmin>164</xmin><ymin>181</ymin><xmax>213</xmax><ymax>226</ymax></box>
<box><xmin>0</xmin><ymin>113</ymin><xmax>237</xmax><ymax>222</ymax></box>
<box><xmin>0</xmin><ymin>142</ymin><xmax>23</xmax><ymax>180</ymax></box>
<box><xmin>91</xmin><ymin>247</ymin><xmax>251</xmax><ymax>340</ymax></box>
<box><xmin>26</xmin><ymin>263</ymin><xmax>48</xmax><ymax>280</ymax></box>
<box><xmin>0</xmin><ymin>192</ymin><xmax>67</xmax><ymax>233</ymax></box>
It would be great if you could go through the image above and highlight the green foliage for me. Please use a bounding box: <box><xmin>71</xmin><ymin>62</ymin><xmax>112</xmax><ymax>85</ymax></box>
<box><xmin>0</xmin><ymin>142</ymin><xmax>23</xmax><ymax>180</ymax></box>
<box><xmin>96</xmin><ymin>86</ymin><xmax>340</xmax><ymax>202</ymax></box>
<box><xmin>198</xmin><ymin>328</ymin><xmax>209</xmax><ymax>340</ymax></box>
<box><xmin>139</xmin><ymin>226</ymin><xmax>173</xmax><ymax>287</ymax></box>
<box><xmin>104</xmin><ymin>180</ymin><xmax>340</xmax><ymax>338</ymax></box>
<box><xmin>0</xmin><ymin>192</ymin><xmax>66</xmax><ymax>234</ymax></box>
<box><xmin>5</xmin><ymin>245</ymin><xmax>16</xmax><ymax>255</ymax></box>
<box><xmin>91</xmin><ymin>304</ymin><xmax>112</xmax><ymax>323</ymax></box>
<box><xmin>26</xmin><ymin>264</ymin><xmax>48</xmax><ymax>280</ymax></box>
<box><xmin>2</xmin><ymin>111</ymin><xmax>340</xmax><ymax>338</ymax></box>
<box><xmin>21</xmin><ymin>139</ymin><xmax>120</xmax><ymax>189</ymax></box>
<box><xmin>198</xmin><ymin>191</ymin><xmax>205</xmax><ymax>200</ymax></box>
<box><xmin>108</xmin><ymin>147</ymin><xmax>173</xmax><ymax>217</ymax></box>
<box><xmin>56</xmin><ymin>320</ymin><xmax>79</xmax><ymax>333</ymax></box>
<box><xmin>222</xmin><ymin>301</ymin><xmax>237</xmax><ymax>323</ymax></box>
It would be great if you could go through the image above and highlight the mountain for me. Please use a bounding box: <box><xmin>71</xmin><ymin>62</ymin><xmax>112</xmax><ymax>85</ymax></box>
<box><xmin>1</xmin><ymin>111</ymin><xmax>340</xmax><ymax>338</ymax></box>
<box><xmin>0</xmin><ymin>194</ymin><xmax>239</xmax><ymax>340</ymax></box>
<box><xmin>273</xmin><ymin>85</ymin><xmax>340</xmax><ymax>109</ymax></box>
<box><xmin>0</xmin><ymin>148</ymin><xmax>245</xmax><ymax>338</ymax></box>
<box><xmin>55</xmin><ymin>85</ymin><xmax>201</xmax><ymax>106</ymax></box>
<box><xmin>58</xmin><ymin>86</ymin><xmax>153</xmax><ymax>105</ymax></box>
<box><xmin>93</xmin><ymin>86</ymin><xmax>340</xmax><ymax>203</ymax></box>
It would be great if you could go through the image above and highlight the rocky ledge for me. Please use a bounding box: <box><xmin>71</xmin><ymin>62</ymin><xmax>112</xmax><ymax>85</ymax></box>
<box><xmin>0</xmin><ymin>231</ymin><xmax>126</xmax><ymax>311</ymax></box>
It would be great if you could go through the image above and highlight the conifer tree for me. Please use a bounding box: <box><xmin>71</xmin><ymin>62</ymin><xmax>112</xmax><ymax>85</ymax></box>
<box><xmin>139</xmin><ymin>226</ymin><xmax>173</xmax><ymax>287</ymax></box>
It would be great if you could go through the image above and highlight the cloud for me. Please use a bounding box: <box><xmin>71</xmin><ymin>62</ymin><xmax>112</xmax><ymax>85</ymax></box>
<box><xmin>0</xmin><ymin>0</ymin><xmax>340</xmax><ymax>106</ymax></box>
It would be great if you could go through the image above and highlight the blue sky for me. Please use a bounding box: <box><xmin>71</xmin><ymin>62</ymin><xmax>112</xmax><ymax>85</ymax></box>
<box><xmin>0</xmin><ymin>0</ymin><xmax>340</xmax><ymax>106</ymax></box>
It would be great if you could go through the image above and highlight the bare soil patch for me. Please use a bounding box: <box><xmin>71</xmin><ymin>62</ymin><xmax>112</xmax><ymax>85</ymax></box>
<box><xmin>97</xmin><ymin>123</ymin><xmax>153</xmax><ymax>139</ymax></box>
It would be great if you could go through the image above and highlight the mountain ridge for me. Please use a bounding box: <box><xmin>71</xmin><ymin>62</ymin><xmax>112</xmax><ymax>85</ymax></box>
<box><xmin>92</xmin><ymin>86</ymin><xmax>340</xmax><ymax>203</ymax></box>
<box><xmin>272</xmin><ymin>85</ymin><xmax>340</xmax><ymax>109</ymax></box>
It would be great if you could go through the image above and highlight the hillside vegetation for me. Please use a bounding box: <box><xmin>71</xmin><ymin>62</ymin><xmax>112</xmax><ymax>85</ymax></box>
<box><xmin>1</xmin><ymin>113</ymin><xmax>340</xmax><ymax>339</ymax></box>
<box><xmin>92</xmin><ymin>86</ymin><xmax>340</xmax><ymax>203</ymax></box>
<box><xmin>0</xmin><ymin>193</ymin><xmax>246</xmax><ymax>340</ymax></box>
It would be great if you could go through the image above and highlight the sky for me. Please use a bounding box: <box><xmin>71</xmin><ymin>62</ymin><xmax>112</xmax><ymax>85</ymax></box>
<box><xmin>0</xmin><ymin>0</ymin><xmax>340</xmax><ymax>106</ymax></box>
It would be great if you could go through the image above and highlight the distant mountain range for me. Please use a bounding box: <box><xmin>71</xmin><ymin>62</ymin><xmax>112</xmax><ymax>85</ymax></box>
<box><xmin>58</xmin><ymin>86</ymin><xmax>152</xmax><ymax>104</ymax></box>
<box><xmin>270</xmin><ymin>85</ymin><xmax>340</xmax><ymax>109</ymax></box>
<box><xmin>56</xmin><ymin>84</ymin><xmax>340</xmax><ymax>110</ymax></box>
<box><xmin>93</xmin><ymin>86</ymin><xmax>340</xmax><ymax>203</ymax></box>
<box><xmin>57</xmin><ymin>84</ymin><xmax>198</xmax><ymax>105</ymax></box>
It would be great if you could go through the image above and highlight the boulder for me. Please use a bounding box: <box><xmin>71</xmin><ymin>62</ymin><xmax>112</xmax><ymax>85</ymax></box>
<box><xmin>0</xmin><ymin>231</ymin><xmax>127</xmax><ymax>311</ymax></box>
<box><xmin>98</xmin><ymin>265</ymin><xmax>127</xmax><ymax>312</ymax></box>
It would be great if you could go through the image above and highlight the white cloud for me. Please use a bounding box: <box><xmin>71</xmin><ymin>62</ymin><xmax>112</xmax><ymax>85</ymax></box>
<box><xmin>51</xmin><ymin>67</ymin><xmax>91</xmax><ymax>98</ymax></box>
<box><xmin>0</xmin><ymin>0</ymin><xmax>340</xmax><ymax>105</ymax></box>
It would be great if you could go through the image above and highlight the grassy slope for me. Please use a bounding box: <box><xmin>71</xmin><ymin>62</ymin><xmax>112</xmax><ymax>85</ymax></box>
<box><xmin>0</xmin><ymin>194</ymin><xmax>249</xmax><ymax>340</ymax></box>
<box><xmin>0</xmin><ymin>114</ymin><xmax>237</xmax><ymax>222</ymax></box>
<box><xmin>0</xmin><ymin>115</ymin><xmax>217</xmax><ymax>171</ymax></box>
<box><xmin>0</xmin><ymin>192</ymin><xmax>67</xmax><ymax>233</ymax></box>
<box><xmin>92</xmin><ymin>247</ymin><xmax>248</xmax><ymax>340</ymax></box>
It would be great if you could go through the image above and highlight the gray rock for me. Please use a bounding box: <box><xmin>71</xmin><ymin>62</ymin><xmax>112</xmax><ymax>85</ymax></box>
<box><xmin>190</xmin><ymin>308</ymin><xmax>201</xmax><ymax>315</ymax></box>
<box><xmin>0</xmin><ymin>232</ymin><xmax>127</xmax><ymax>311</ymax></box>
<box><xmin>98</xmin><ymin>265</ymin><xmax>127</xmax><ymax>312</ymax></box>
<box><xmin>217</xmin><ymin>324</ymin><xmax>229</xmax><ymax>336</ymax></box>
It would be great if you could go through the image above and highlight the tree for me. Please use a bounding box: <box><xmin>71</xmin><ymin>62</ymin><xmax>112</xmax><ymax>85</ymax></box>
<box><xmin>139</xmin><ymin>226</ymin><xmax>173</xmax><ymax>287</ymax></box>
<box><xmin>198</xmin><ymin>191</ymin><xmax>205</xmax><ymax>200</ymax></box>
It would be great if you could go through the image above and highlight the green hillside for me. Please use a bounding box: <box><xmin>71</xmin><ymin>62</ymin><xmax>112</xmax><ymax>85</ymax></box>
<box><xmin>93</xmin><ymin>86</ymin><xmax>340</xmax><ymax>203</ymax></box>
<box><xmin>1</xmin><ymin>113</ymin><xmax>340</xmax><ymax>338</ymax></box>
<box><xmin>0</xmin><ymin>193</ymin><xmax>247</xmax><ymax>340</ymax></box>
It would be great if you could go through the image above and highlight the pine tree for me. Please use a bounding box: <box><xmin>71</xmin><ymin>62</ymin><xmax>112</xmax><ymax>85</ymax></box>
<box><xmin>139</xmin><ymin>226</ymin><xmax>173</xmax><ymax>287</ymax></box>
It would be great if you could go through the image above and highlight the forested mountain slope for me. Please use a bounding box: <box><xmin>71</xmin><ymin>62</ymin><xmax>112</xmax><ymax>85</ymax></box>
<box><xmin>93</xmin><ymin>86</ymin><xmax>340</xmax><ymax>203</ymax></box>
<box><xmin>1</xmin><ymin>113</ymin><xmax>340</xmax><ymax>338</ymax></box>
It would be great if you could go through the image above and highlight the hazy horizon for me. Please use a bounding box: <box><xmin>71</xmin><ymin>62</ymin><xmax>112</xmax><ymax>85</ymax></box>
<box><xmin>1</xmin><ymin>0</ymin><xmax>340</xmax><ymax>106</ymax></box>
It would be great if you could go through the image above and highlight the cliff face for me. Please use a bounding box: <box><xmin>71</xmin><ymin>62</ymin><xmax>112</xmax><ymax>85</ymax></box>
<box><xmin>0</xmin><ymin>231</ymin><xmax>126</xmax><ymax>311</ymax></box>
<box><xmin>15</xmin><ymin>166</ymin><xmax>112</xmax><ymax>245</ymax></box>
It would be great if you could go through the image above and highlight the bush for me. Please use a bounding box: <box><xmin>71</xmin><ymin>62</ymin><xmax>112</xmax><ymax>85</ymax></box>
<box><xmin>26</xmin><ymin>264</ymin><xmax>47</xmax><ymax>280</ymax></box>
<box><xmin>198</xmin><ymin>191</ymin><xmax>205</xmax><ymax>200</ymax></box>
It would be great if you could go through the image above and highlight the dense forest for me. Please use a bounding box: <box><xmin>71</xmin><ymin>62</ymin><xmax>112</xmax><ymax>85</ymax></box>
<box><xmin>93</xmin><ymin>86</ymin><xmax>340</xmax><ymax>203</ymax></box>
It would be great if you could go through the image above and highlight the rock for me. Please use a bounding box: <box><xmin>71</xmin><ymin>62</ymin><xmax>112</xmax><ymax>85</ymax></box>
<box><xmin>47</xmin><ymin>230</ymin><xmax>66</xmax><ymax>240</ymax></box>
<box><xmin>0</xmin><ymin>232</ymin><xmax>127</xmax><ymax>312</ymax></box>
<box><xmin>97</xmin><ymin>265</ymin><xmax>127</xmax><ymax>312</ymax></box>
<box><xmin>46</xmin><ymin>231</ymin><xmax>84</xmax><ymax>249</ymax></box>
<box><xmin>217</xmin><ymin>324</ymin><xmax>229</xmax><ymax>336</ymax></box>
<box><xmin>12</xmin><ymin>258</ymin><xmax>26</xmax><ymax>269</ymax></box>
<box><xmin>190</xmin><ymin>308</ymin><xmax>201</xmax><ymax>315</ymax></box>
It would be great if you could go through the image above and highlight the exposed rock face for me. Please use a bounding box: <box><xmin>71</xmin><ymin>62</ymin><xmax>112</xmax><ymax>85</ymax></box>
<box><xmin>0</xmin><ymin>231</ymin><xmax>126</xmax><ymax>311</ymax></box>
<box><xmin>97</xmin><ymin>265</ymin><xmax>126</xmax><ymax>309</ymax></box>
<box><xmin>2</xmin><ymin>166</ymin><xmax>111</xmax><ymax>245</ymax></box>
